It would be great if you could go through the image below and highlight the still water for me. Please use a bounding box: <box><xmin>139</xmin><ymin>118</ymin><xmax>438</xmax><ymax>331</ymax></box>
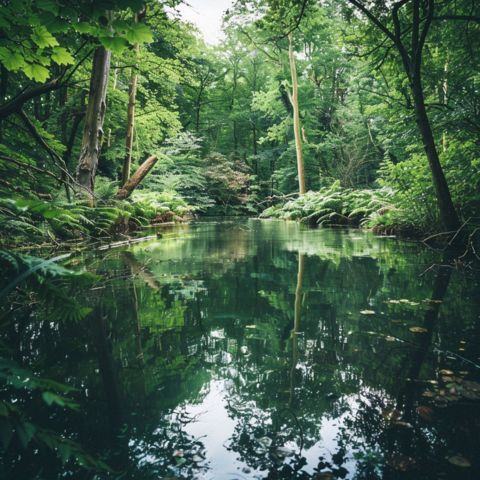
<box><xmin>3</xmin><ymin>220</ymin><xmax>480</xmax><ymax>479</ymax></box>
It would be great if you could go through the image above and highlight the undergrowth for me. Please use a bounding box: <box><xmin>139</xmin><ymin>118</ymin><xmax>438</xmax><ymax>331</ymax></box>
<box><xmin>0</xmin><ymin>189</ymin><xmax>194</xmax><ymax>247</ymax></box>
<box><xmin>260</xmin><ymin>181</ymin><xmax>396</xmax><ymax>229</ymax></box>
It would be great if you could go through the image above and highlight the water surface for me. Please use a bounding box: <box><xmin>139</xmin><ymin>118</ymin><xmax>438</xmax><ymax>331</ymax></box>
<box><xmin>3</xmin><ymin>220</ymin><xmax>480</xmax><ymax>479</ymax></box>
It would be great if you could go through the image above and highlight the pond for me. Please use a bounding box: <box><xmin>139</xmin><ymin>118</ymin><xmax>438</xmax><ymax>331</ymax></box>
<box><xmin>3</xmin><ymin>219</ymin><xmax>480</xmax><ymax>479</ymax></box>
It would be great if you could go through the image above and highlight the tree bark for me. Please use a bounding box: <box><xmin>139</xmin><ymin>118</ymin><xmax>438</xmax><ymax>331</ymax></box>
<box><xmin>122</xmin><ymin>14</ymin><xmax>141</xmax><ymax>185</ymax></box>
<box><xmin>116</xmin><ymin>154</ymin><xmax>158</xmax><ymax>200</ymax></box>
<box><xmin>411</xmin><ymin>77</ymin><xmax>459</xmax><ymax>231</ymax></box>
<box><xmin>288</xmin><ymin>32</ymin><xmax>306</xmax><ymax>195</ymax></box>
<box><xmin>76</xmin><ymin>47</ymin><xmax>112</xmax><ymax>200</ymax></box>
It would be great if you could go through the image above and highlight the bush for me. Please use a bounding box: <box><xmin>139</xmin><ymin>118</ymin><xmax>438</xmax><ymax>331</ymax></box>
<box><xmin>260</xmin><ymin>181</ymin><xmax>394</xmax><ymax>227</ymax></box>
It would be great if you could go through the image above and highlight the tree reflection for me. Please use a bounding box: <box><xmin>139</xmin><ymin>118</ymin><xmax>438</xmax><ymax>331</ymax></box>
<box><xmin>2</xmin><ymin>223</ymin><xmax>480</xmax><ymax>479</ymax></box>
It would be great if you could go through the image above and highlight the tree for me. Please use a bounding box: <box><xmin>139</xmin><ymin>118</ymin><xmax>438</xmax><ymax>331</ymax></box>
<box><xmin>345</xmin><ymin>0</ymin><xmax>461</xmax><ymax>231</ymax></box>
<box><xmin>122</xmin><ymin>9</ymin><xmax>146</xmax><ymax>185</ymax></box>
<box><xmin>76</xmin><ymin>47</ymin><xmax>112</xmax><ymax>200</ymax></box>
<box><xmin>287</xmin><ymin>31</ymin><xmax>306</xmax><ymax>194</ymax></box>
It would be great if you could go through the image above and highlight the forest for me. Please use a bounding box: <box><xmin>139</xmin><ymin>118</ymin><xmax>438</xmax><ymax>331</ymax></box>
<box><xmin>0</xmin><ymin>0</ymin><xmax>478</xmax><ymax>242</ymax></box>
<box><xmin>1</xmin><ymin>0</ymin><xmax>480</xmax><ymax>479</ymax></box>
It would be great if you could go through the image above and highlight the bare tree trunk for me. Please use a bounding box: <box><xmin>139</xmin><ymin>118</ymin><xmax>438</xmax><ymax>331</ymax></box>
<box><xmin>122</xmin><ymin>36</ymin><xmax>140</xmax><ymax>184</ymax></box>
<box><xmin>76</xmin><ymin>47</ymin><xmax>112</xmax><ymax>201</ymax></box>
<box><xmin>288</xmin><ymin>32</ymin><xmax>306</xmax><ymax>195</ymax></box>
<box><xmin>116</xmin><ymin>154</ymin><xmax>158</xmax><ymax>200</ymax></box>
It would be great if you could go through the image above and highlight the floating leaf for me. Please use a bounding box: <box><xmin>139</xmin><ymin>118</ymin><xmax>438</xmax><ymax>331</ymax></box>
<box><xmin>422</xmin><ymin>390</ymin><xmax>435</xmax><ymax>398</ymax></box>
<box><xmin>409</xmin><ymin>326</ymin><xmax>427</xmax><ymax>333</ymax></box>
<box><xmin>416</xmin><ymin>406</ymin><xmax>434</xmax><ymax>422</ymax></box>
<box><xmin>391</xmin><ymin>420</ymin><xmax>413</xmax><ymax>429</ymax></box>
<box><xmin>447</xmin><ymin>455</ymin><xmax>471</xmax><ymax>468</ymax></box>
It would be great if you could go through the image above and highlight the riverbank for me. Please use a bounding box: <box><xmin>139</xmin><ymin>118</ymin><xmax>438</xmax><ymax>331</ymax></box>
<box><xmin>0</xmin><ymin>191</ymin><xmax>194</xmax><ymax>249</ymax></box>
<box><xmin>259</xmin><ymin>182</ymin><xmax>480</xmax><ymax>246</ymax></box>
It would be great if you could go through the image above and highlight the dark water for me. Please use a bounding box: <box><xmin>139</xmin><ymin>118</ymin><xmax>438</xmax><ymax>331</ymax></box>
<box><xmin>3</xmin><ymin>220</ymin><xmax>480</xmax><ymax>479</ymax></box>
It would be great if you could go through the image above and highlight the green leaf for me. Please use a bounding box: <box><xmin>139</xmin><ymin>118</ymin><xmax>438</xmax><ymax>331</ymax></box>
<box><xmin>31</xmin><ymin>25</ymin><xmax>59</xmax><ymax>48</ymax></box>
<box><xmin>112</xmin><ymin>19</ymin><xmax>129</xmax><ymax>31</ymax></box>
<box><xmin>58</xmin><ymin>443</ymin><xmax>72</xmax><ymax>463</ymax></box>
<box><xmin>37</xmin><ymin>55</ymin><xmax>51</xmax><ymax>67</ymax></box>
<box><xmin>42</xmin><ymin>391</ymin><xmax>65</xmax><ymax>407</ymax></box>
<box><xmin>99</xmin><ymin>36</ymin><xmax>128</xmax><ymax>54</ymax></box>
<box><xmin>0</xmin><ymin>47</ymin><xmax>26</xmax><ymax>71</ymax></box>
<box><xmin>37</xmin><ymin>12</ymin><xmax>69</xmax><ymax>33</ymax></box>
<box><xmin>37</xmin><ymin>0</ymin><xmax>59</xmax><ymax>15</ymax></box>
<box><xmin>16</xmin><ymin>422</ymin><xmax>36</xmax><ymax>447</ymax></box>
<box><xmin>23</xmin><ymin>63</ymin><xmax>50</xmax><ymax>82</ymax></box>
<box><xmin>124</xmin><ymin>23</ymin><xmax>153</xmax><ymax>44</ymax></box>
<box><xmin>74</xmin><ymin>22</ymin><xmax>97</xmax><ymax>35</ymax></box>
<box><xmin>51</xmin><ymin>46</ymin><xmax>74</xmax><ymax>65</ymax></box>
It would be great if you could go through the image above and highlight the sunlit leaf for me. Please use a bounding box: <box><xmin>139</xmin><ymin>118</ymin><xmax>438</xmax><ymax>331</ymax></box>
<box><xmin>31</xmin><ymin>26</ymin><xmax>59</xmax><ymax>48</ymax></box>
<box><xmin>0</xmin><ymin>47</ymin><xmax>26</xmax><ymax>71</ymax></box>
<box><xmin>124</xmin><ymin>23</ymin><xmax>153</xmax><ymax>44</ymax></box>
<box><xmin>51</xmin><ymin>46</ymin><xmax>74</xmax><ymax>65</ymax></box>
<box><xmin>99</xmin><ymin>36</ymin><xmax>128</xmax><ymax>54</ymax></box>
<box><xmin>23</xmin><ymin>63</ymin><xmax>50</xmax><ymax>82</ymax></box>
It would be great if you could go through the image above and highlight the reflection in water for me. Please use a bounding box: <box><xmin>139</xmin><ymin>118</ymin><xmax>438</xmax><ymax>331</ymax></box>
<box><xmin>2</xmin><ymin>220</ymin><xmax>480</xmax><ymax>479</ymax></box>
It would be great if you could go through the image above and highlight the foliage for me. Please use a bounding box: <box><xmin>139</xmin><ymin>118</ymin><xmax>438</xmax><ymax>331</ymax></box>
<box><xmin>260</xmin><ymin>181</ymin><xmax>394</xmax><ymax>227</ymax></box>
<box><xmin>0</xmin><ymin>194</ymin><xmax>190</xmax><ymax>246</ymax></box>
<box><xmin>0</xmin><ymin>250</ymin><xmax>107</xmax><ymax>472</ymax></box>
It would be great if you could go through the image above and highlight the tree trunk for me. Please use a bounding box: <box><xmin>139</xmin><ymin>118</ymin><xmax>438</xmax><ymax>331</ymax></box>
<box><xmin>122</xmin><ymin>32</ymin><xmax>140</xmax><ymax>184</ymax></box>
<box><xmin>288</xmin><ymin>32</ymin><xmax>306</xmax><ymax>195</ymax></box>
<box><xmin>290</xmin><ymin>252</ymin><xmax>304</xmax><ymax>407</ymax></box>
<box><xmin>0</xmin><ymin>65</ymin><xmax>8</xmax><ymax>140</ymax></box>
<box><xmin>116</xmin><ymin>154</ymin><xmax>158</xmax><ymax>200</ymax></box>
<box><xmin>411</xmin><ymin>76</ymin><xmax>460</xmax><ymax>231</ymax></box>
<box><xmin>76</xmin><ymin>47</ymin><xmax>112</xmax><ymax>200</ymax></box>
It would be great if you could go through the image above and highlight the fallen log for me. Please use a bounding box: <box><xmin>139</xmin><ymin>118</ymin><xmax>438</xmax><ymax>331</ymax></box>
<box><xmin>115</xmin><ymin>154</ymin><xmax>158</xmax><ymax>200</ymax></box>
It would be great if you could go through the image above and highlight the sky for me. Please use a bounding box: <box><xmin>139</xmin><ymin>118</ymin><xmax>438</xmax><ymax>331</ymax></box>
<box><xmin>176</xmin><ymin>0</ymin><xmax>234</xmax><ymax>45</ymax></box>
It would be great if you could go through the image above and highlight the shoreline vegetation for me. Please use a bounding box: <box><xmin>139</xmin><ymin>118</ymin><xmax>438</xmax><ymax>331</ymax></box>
<box><xmin>0</xmin><ymin>0</ymin><xmax>480</xmax><ymax>475</ymax></box>
<box><xmin>0</xmin><ymin>1</ymin><xmax>478</xmax><ymax>255</ymax></box>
